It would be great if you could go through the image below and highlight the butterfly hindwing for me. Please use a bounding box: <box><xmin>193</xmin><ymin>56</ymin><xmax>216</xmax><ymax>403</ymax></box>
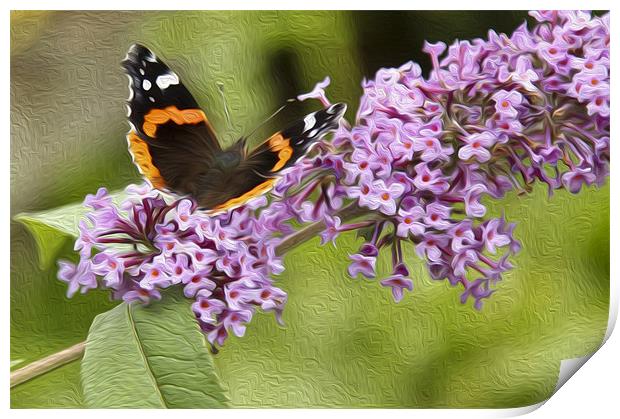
<box><xmin>122</xmin><ymin>44</ymin><xmax>221</xmax><ymax>192</ymax></box>
<box><xmin>203</xmin><ymin>103</ymin><xmax>347</xmax><ymax>212</ymax></box>
<box><xmin>246</xmin><ymin>103</ymin><xmax>347</xmax><ymax>174</ymax></box>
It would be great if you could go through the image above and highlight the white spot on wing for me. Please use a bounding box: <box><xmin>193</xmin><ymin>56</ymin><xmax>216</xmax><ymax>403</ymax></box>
<box><xmin>139</xmin><ymin>68</ymin><xmax>145</xmax><ymax>75</ymax></box>
<box><xmin>149</xmin><ymin>97</ymin><xmax>155</xmax><ymax>102</ymax></box>
<box><xmin>303</xmin><ymin>113</ymin><xmax>316</xmax><ymax>132</ymax></box>
<box><xmin>309</xmin><ymin>129</ymin><xmax>319</xmax><ymax>137</ymax></box>
<box><xmin>156</xmin><ymin>72</ymin><xmax>179</xmax><ymax>89</ymax></box>
<box><xmin>142</xmin><ymin>79</ymin><xmax>152</xmax><ymax>90</ymax></box>
<box><xmin>126</xmin><ymin>75</ymin><xmax>134</xmax><ymax>101</ymax></box>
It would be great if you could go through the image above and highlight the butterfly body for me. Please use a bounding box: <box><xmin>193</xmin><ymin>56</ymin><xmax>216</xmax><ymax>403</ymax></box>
<box><xmin>122</xmin><ymin>44</ymin><xmax>346</xmax><ymax>212</ymax></box>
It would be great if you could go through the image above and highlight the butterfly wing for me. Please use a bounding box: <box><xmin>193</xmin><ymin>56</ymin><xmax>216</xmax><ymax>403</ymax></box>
<box><xmin>122</xmin><ymin>43</ymin><xmax>221</xmax><ymax>194</ymax></box>
<box><xmin>201</xmin><ymin>103</ymin><xmax>347</xmax><ymax>212</ymax></box>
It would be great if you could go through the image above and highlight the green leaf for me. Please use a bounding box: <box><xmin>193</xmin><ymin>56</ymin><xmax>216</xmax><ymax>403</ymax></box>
<box><xmin>14</xmin><ymin>190</ymin><xmax>128</xmax><ymax>269</ymax></box>
<box><xmin>14</xmin><ymin>213</ymin><xmax>76</xmax><ymax>270</ymax></box>
<box><xmin>81</xmin><ymin>291</ymin><xmax>230</xmax><ymax>408</ymax></box>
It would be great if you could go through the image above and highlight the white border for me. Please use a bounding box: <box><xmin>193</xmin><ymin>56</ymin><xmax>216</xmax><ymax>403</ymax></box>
<box><xmin>1</xmin><ymin>0</ymin><xmax>616</xmax><ymax>10</ymax></box>
<box><xmin>5</xmin><ymin>2</ymin><xmax>618</xmax><ymax>418</ymax></box>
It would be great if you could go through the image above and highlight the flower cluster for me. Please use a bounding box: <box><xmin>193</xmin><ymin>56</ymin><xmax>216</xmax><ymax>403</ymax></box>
<box><xmin>271</xmin><ymin>10</ymin><xmax>609</xmax><ymax>308</ymax></box>
<box><xmin>58</xmin><ymin>11</ymin><xmax>609</xmax><ymax>346</ymax></box>
<box><xmin>58</xmin><ymin>184</ymin><xmax>287</xmax><ymax>347</ymax></box>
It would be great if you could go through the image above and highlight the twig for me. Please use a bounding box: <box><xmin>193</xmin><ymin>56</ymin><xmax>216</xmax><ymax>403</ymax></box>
<box><xmin>10</xmin><ymin>342</ymin><xmax>86</xmax><ymax>388</ymax></box>
<box><xmin>275</xmin><ymin>202</ymin><xmax>365</xmax><ymax>256</ymax></box>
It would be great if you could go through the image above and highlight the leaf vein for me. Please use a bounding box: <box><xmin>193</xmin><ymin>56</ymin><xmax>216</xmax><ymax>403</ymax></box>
<box><xmin>126</xmin><ymin>303</ymin><xmax>168</xmax><ymax>408</ymax></box>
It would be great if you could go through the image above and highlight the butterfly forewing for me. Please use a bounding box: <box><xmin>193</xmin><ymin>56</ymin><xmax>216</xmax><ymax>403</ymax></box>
<box><xmin>122</xmin><ymin>43</ymin><xmax>221</xmax><ymax>193</ymax></box>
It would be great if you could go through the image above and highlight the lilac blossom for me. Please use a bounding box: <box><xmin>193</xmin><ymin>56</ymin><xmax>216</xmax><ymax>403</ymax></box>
<box><xmin>57</xmin><ymin>185</ymin><xmax>287</xmax><ymax>348</ymax></box>
<box><xmin>288</xmin><ymin>10</ymin><xmax>608</xmax><ymax>308</ymax></box>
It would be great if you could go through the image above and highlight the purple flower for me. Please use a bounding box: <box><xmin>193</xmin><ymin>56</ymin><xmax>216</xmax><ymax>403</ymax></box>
<box><xmin>348</xmin><ymin>244</ymin><xmax>379</xmax><ymax>279</ymax></box>
<box><xmin>175</xmin><ymin>199</ymin><xmax>195</xmax><ymax>231</ymax></box>
<box><xmin>423</xmin><ymin>41</ymin><xmax>447</xmax><ymax>73</ymax></box>
<box><xmin>423</xmin><ymin>202</ymin><xmax>452</xmax><ymax>230</ymax></box>
<box><xmin>562</xmin><ymin>168</ymin><xmax>597</xmax><ymax>193</ymax></box>
<box><xmin>412</xmin><ymin>136</ymin><xmax>453</xmax><ymax>162</ymax></box>
<box><xmin>57</xmin><ymin>183</ymin><xmax>290</xmax><ymax>348</ymax></box>
<box><xmin>380</xmin><ymin>263</ymin><xmax>414</xmax><ymax>303</ymax></box>
<box><xmin>252</xmin><ymin>286</ymin><xmax>287</xmax><ymax>320</ymax></box>
<box><xmin>492</xmin><ymin>90</ymin><xmax>523</xmax><ymax>119</ymax></box>
<box><xmin>448</xmin><ymin>221</ymin><xmax>477</xmax><ymax>253</ymax></box>
<box><xmin>481</xmin><ymin>219</ymin><xmax>512</xmax><ymax>254</ymax></box>
<box><xmin>499</xmin><ymin>55</ymin><xmax>539</xmax><ymax>91</ymax></box>
<box><xmin>371</xmin><ymin>180</ymin><xmax>405</xmax><ymax>215</ymax></box>
<box><xmin>90</xmin><ymin>252</ymin><xmax>124</xmax><ymax>287</ymax></box>
<box><xmin>415</xmin><ymin>234</ymin><xmax>448</xmax><ymax>263</ymax></box>
<box><xmin>320</xmin><ymin>215</ymin><xmax>342</xmax><ymax>246</ymax></box>
<box><xmin>221</xmin><ymin>310</ymin><xmax>253</xmax><ymax>337</ymax></box>
<box><xmin>412</xmin><ymin>163</ymin><xmax>449</xmax><ymax>194</ymax></box>
<box><xmin>464</xmin><ymin>184</ymin><xmax>488</xmax><ymax>218</ymax></box>
<box><xmin>297</xmin><ymin>76</ymin><xmax>332</xmax><ymax>107</ymax></box>
<box><xmin>182</xmin><ymin>269</ymin><xmax>216</xmax><ymax>298</ymax></box>
<box><xmin>58</xmin><ymin>260</ymin><xmax>97</xmax><ymax>298</ymax></box>
<box><xmin>123</xmin><ymin>287</ymin><xmax>162</xmax><ymax>304</ymax></box>
<box><xmin>451</xmin><ymin>249</ymin><xmax>479</xmax><ymax>277</ymax></box>
<box><xmin>74</xmin><ymin>220</ymin><xmax>97</xmax><ymax>258</ymax></box>
<box><xmin>396</xmin><ymin>206</ymin><xmax>425</xmax><ymax>238</ymax></box>
<box><xmin>192</xmin><ymin>289</ymin><xmax>226</xmax><ymax>323</ymax></box>
<box><xmin>458</xmin><ymin>132</ymin><xmax>497</xmax><ymax>163</ymax></box>
<box><xmin>84</xmin><ymin>187</ymin><xmax>112</xmax><ymax>210</ymax></box>
<box><xmin>347</xmin><ymin>254</ymin><xmax>376</xmax><ymax>279</ymax></box>
<box><xmin>207</xmin><ymin>326</ymin><xmax>228</xmax><ymax>347</ymax></box>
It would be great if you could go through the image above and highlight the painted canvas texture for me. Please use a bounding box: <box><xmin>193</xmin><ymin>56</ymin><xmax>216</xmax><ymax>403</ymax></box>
<box><xmin>10</xmin><ymin>11</ymin><xmax>610</xmax><ymax>408</ymax></box>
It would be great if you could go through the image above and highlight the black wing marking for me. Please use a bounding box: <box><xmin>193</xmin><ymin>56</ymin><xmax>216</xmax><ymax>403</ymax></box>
<box><xmin>241</xmin><ymin>102</ymin><xmax>347</xmax><ymax>176</ymax></box>
<box><xmin>122</xmin><ymin>44</ymin><xmax>222</xmax><ymax>192</ymax></box>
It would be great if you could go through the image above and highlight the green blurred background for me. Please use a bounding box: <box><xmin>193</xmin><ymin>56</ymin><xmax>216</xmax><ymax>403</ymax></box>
<box><xmin>10</xmin><ymin>11</ymin><xmax>609</xmax><ymax>408</ymax></box>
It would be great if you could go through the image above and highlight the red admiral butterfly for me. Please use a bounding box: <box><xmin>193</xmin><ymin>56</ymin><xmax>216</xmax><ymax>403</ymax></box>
<box><xmin>122</xmin><ymin>44</ymin><xmax>346</xmax><ymax>213</ymax></box>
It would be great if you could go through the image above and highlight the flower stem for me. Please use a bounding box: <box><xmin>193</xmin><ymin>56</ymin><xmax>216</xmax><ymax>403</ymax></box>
<box><xmin>276</xmin><ymin>203</ymin><xmax>367</xmax><ymax>256</ymax></box>
<box><xmin>10</xmin><ymin>203</ymin><xmax>369</xmax><ymax>389</ymax></box>
<box><xmin>10</xmin><ymin>342</ymin><xmax>86</xmax><ymax>388</ymax></box>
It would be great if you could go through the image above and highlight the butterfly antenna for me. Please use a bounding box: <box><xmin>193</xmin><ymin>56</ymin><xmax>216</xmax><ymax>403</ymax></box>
<box><xmin>216</xmin><ymin>82</ymin><xmax>233</xmax><ymax>130</ymax></box>
<box><xmin>246</xmin><ymin>98</ymin><xmax>297</xmax><ymax>140</ymax></box>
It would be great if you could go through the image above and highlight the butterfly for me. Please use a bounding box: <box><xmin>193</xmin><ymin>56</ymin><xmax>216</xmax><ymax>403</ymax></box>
<box><xmin>122</xmin><ymin>44</ymin><xmax>346</xmax><ymax>213</ymax></box>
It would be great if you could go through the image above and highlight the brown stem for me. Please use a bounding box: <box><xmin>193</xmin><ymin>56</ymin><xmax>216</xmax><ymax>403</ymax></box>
<box><xmin>11</xmin><ymin>202</ymin><xmax>371</xmax><ymax>389</ymax></box>
<box><xmin>275</xmin><ymin>202</ymin><xmax>367</xmax><ymax>256</ymax></box>
<box><xmin>10</xmin><ymin>342</ymin><xmax>86</xmax><ymax>388</ymax></box>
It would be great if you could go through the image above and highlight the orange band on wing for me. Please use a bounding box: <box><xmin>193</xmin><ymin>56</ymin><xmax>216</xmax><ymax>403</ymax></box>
<box><xmin>127</xmin><ymin>131</ymin><xmax>166</xmax><ymax>189</ymax></box>
<box><xmin>142</xmin><ymin>106</ymin><xmax>207</xmax><ymax>138</ymax></box>
<box><xmin>267</xmin><ymin>133</ymin><xmax>294</xmax><ymax>172</ymax></box>
<box><xmin>208</xmin><ymin>178</ymin><xmax>277</xmax><ymax>213</ymax></box>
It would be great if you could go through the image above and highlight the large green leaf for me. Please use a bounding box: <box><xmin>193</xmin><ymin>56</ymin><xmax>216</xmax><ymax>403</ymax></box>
<box><xmin>14</xmin><ymin>190</ymin><xmax>129</xmax><ymax>269</ymax></box>
<box><xmin>81</xmin><ymin>291</ymin><xmax>230</xmax><ymax>408</ymax></box>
